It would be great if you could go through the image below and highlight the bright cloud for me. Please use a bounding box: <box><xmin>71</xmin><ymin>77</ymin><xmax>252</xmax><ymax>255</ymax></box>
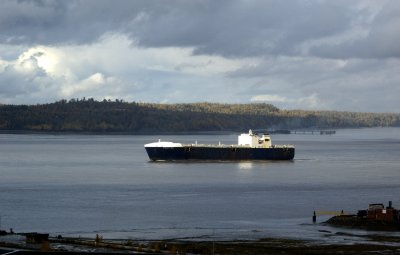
<box><xmin>0</xmin><ymin>34</ymin><xmax>256</xmax><ymax>104</ymax></box>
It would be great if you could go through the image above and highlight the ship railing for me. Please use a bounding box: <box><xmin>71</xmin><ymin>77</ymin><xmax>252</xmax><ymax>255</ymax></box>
<box><xmin>271</xmin><ymin>144</ymin><xmax>295</xmax><ymax>148</ymax></box>
<box><xmin>183</xmin><ymin>143</ymin><xmax>238</xmax><ymax>147</ymax></box>
<box><xmin>182</xmin><ymin>144</ymin><xmax>294</xmax><ymax>148</ymax></box>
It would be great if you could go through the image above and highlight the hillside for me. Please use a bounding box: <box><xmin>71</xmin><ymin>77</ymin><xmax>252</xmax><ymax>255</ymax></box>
<box><xmin>0</xmin><ymin>99</ymin><xmax>399</xmax><ymax>132</ymax></box>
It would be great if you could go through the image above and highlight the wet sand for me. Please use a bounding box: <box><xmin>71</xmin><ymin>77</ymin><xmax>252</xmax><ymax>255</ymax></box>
<box><xmin>2</xmin><ymin>233</ymin><xmax>400</xmax><ymax>254</ymax></box>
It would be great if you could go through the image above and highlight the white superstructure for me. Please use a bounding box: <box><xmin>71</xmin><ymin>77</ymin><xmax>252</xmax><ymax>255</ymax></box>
<box><xmin>145</xmin><ymin>130</ymin><xmax>277</xmax><ymax>149</ymax></box>
<box><xmin>144</xmin><ymin>139</ymin><xmax>183</xmax><ymax>148</ymax></box>
<box><xmin>238</xmin><ymin>130</ymin><xmax>272</xmax><ymax>148</ymax></box>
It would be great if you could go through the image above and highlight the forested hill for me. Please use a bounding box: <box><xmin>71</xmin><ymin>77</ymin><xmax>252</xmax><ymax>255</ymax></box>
<box><xmin>0</xmin><ymin>99</ymin><xmax>399</xmax><ymax>132</ymax></box>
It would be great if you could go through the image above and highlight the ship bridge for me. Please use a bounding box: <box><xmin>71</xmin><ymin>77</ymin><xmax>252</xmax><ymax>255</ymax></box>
<box><xmin>238</xmin><ymin>130</ymin><xmax>272</xmax><ymax>148</ymax></box>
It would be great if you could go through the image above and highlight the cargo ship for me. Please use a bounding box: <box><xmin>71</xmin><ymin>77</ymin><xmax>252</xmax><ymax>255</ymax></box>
<box><xmin>144</xmin><ymin>130</ymin><xmax>295</xmax><ymax>161</ymax></box>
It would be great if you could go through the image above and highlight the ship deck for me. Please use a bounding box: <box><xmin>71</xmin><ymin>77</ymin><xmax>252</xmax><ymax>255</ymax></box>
<box><xmin>181</xmin><ymin>144</ymin><xmax>295</xmax><ymax>149</ymax></box>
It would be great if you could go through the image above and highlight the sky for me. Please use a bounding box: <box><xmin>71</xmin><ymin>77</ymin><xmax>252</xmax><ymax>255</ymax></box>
<box><xmin>0</xmin><ymin>0</ymin><xmax>399</xmax><ymax>112</ymax></box>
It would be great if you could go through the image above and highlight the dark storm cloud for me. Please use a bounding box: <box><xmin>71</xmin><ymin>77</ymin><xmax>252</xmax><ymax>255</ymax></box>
<box><xmin>120</xmin><ymin>0</ymin><xmax>354</xmax><ymax>58</ymax></box>
<box><xmin>311</xmin><ymin>1</ymin><xmax>400</xmax><ymax>59</ymax></box>
<box><xmin>0</xmin><ymin>0</ymin><xmax>142</xmax><ymax>45</ymax></box>
<box><xmin>0</xmin><ymin>0</ymin><xmax>66</xmax><ymax>44</ymax></box>
<box><xmin>2</xmin><ymin>0</ymin><xmax>399</xmax><ymax>59</ymax></box>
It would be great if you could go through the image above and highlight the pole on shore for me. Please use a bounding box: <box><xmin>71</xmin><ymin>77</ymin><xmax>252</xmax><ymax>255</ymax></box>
<box><xmin>313</xmin><ymin>211</ymin><xmax>316</xmax><ymax>223</ymax></box>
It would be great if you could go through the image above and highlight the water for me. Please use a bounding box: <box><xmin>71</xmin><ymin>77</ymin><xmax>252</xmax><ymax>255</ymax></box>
<box><xmin>0</xmin><ymin>128</ymin><xmax>400</xmax><ymax>243</ymax></box>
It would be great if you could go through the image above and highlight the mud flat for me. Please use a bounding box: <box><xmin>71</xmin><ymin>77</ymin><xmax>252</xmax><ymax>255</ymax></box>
<box><xmin>325</xmin><ymin>215</ymin><xmax>400</xmax><ymax>231</ymax></box>
<box><xmin>2</xmin><ymin>233</ymin><xmax>400</xmax><ymax>254</ymax></box>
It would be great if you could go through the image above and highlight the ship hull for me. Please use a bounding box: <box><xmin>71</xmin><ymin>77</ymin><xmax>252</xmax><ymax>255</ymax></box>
<box><xmin>145</xmin><ymin>146</ymin><xmax>295</xmax><ymax>161</ymax></box>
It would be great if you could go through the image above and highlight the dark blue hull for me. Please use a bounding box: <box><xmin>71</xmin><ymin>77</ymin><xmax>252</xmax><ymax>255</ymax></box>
<box><xmin>145</xmin><ymin>146</ymin><xmax>295</xmax><ymax>161</ymax></box>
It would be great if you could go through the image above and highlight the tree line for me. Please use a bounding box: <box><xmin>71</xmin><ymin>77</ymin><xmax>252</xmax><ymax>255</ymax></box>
<box><xmin>0</xmin><ymin>98</ymin><xmax>399</xmax><ymax>132</ymax></box>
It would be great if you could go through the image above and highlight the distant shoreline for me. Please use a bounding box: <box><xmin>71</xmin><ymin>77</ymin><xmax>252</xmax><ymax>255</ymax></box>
<box><xmin>0</xmin><ymin>130</ymin><xmax>239</xmax><ymax>136</ymax></box>
<box><xmin>1</xmin><ymin>100</ymin><xmax>399</xmax><ymax>133</ymax></box>
<box><xmin>1</xmin><ymin>127</ymin><xmax>397</xmax><ymax>136</ymax></box>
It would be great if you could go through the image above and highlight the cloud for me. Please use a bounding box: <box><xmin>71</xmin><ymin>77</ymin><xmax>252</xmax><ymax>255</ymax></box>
<box><xmin>61</xmin><ymin>73</ymin><xmax>112</xmax><ymax>98</ymax></box>
<box><xmin>1</xmin><ymin>0</ymin><xmax>398</xmax><ymax>60</ymax></box>
<box><xmin>113</xmin><ymin>0</ymin><xmax>356</xmax><ymax>58</ymax></box>
<box><xmin>0</xmin><ymin>44</ymin><xmax>120</xmax><ymax>103</ymax></box>
<box><xmin>310</xmin><ymin>1</ymin><xmax>400</xmax><ymax>59</ymax></box>
<box><xmin>0</xmin><ymin>49</ymin><xmax>50</xmax><ymax>98</ymax></box>
<box><xmin>1</xmin><ymin>1</ymin><xmax>400</xmax><ymax>61</ymax></box>
<box><xmin>229</xmin><ymin>55</ymin><xmax>400</xmax><ymax>111</ymax></box>
<box><xmin>0</xmin><ymin>0</ymin><xmax>400</xmax><ymax>112</ymax></box>
<box><xmin>0</xmin><ymin>34</ymin><xmax>254</xmax><ymax>104</ymax></box>
<box><xmin>251</xmin><ymin>94</ymin><xmax>319</xmax><ymax>109</ymax></box>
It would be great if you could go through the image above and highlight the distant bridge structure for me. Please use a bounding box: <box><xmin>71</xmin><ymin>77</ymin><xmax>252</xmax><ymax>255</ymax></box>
<box><xmin>252</xmin><ymin>129</ymin><xmax>336</xmax><ymax>135</ymax></box>
<box><xmin>292</xmin><ymin>130</ymin><xmax>336</xmax><ymax>135</ymax></box>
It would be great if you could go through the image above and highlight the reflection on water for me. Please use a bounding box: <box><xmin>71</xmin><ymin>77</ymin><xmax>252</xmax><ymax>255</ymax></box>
<box><xmin>0</xmin><ymin>128</ymin><xmax>400</xmax><ymax>243</ymax></box>
<box><xmin>237</xmin><ymin>162</ymin><xmax>253</xmax><ymax>170</ymax></box>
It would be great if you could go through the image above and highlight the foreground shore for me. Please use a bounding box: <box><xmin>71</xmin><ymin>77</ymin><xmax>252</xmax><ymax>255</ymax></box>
<box><xmin>2</xmin><ymin>232</ymin><xmax>400</xmax><ymax>255</ymax></box>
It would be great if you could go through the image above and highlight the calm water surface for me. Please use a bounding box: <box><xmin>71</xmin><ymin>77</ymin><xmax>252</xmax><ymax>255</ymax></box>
<box><xmin>0</xmin><ymin>128</ymin><xmax>400</xmax><ymax>243</ymax></box>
